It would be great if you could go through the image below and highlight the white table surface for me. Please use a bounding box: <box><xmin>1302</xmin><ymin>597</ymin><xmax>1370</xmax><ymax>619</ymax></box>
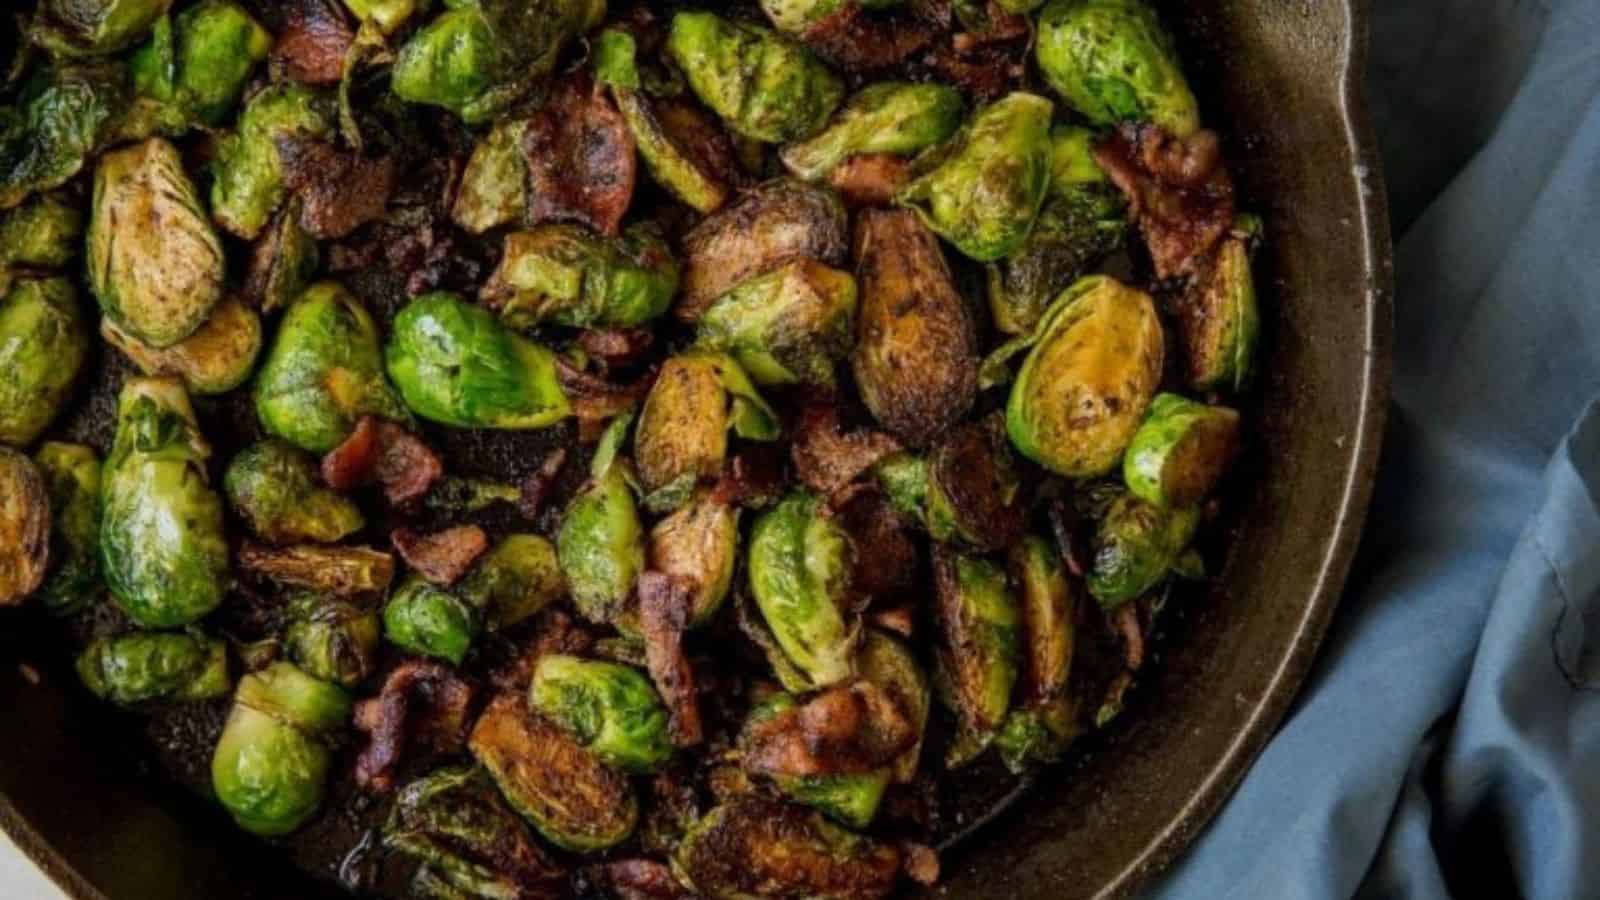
<box><xmin>0</xmin><ymin>830</ymin><xmax>68</xmax><ymax>899</ymax></box>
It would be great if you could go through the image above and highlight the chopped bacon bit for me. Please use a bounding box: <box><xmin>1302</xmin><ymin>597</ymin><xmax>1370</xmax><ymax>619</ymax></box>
<box><xmin>827</xmin><ymin>154</ymin><xmax>911</xmax><ymax>207</ymax></box>
<box><xmin>801</xmin><ymin>3</ymin><xmax>937</xmax><ymax>72</ymax></box>
<box><xmin>791</xmin><ymin>402</ymin><xmax>903</xmax><ymax>497</ymax></box>
<box><xmin>825</xmin><ymin>481</ymin><xmax>918</xmax><ymax>600</ymax></box>
<box><xmin>743</xmin><ymin>681</ymin><xmax>917</xmax><ymax>778</ymax></box>
<box><xmin>1094</xmin><ymin>124</ymin><xmax>1236</xmax><ymax>280</ymax></box>
<box><xmin>869</xmin><ymin>604</ymin><xmax>916</xmax><ymax>639</ymax></box>
<box><xmin>353</xmin><ymin>660</ymin><xmax>477</xmax><ymax>793</ymax></box>
<box><xmin>518</xmin><ymin>448</ymin><xmax>569</xmax><ymax>520</ymax></box>
<box><xmin>637</xmin><ymin>571</ymin><xmax>703</xmax><ymax>747</ymax></box>
<box><xmin>901</xmin><ymin>842</ymin><xmax>941</xmax><ymax>886</ymax></box>
<box><xmin>1113</xmin><ymin>603</ymin><xmax>1146</xmax><ymax>672</ymax></box>
<box><xmin>576</xmin><ymin>328</ymin><xmax>656</xmax><ymax>372</ymax></box>
<box><xmin>392</xmin><ymin>525</ymin><xmax>490</xmax><ymax>586</ymax></box>
<box><xmin>593</xmin><ymin>859</ymin><xmax>696</xmax><ymax>900</ymax></box>
<box><xmin>322</xmin><ymin>416</ymin><xmax>444</xmax><ymax>505</ymax></box>
<box><xmin>555</xmin><ymin>357</ymin><xmax>657</xmax><ymax>443</ymax></box>
<box><xmin>710</xmin><ymin>444</ymin><xmax>789</xmax><ymax>509</ymax></box>
<box><xmin>275</xmin><ymin>138</ymin><xmax>396</xmax><ymax>240</ymax></box>
<box><xmin>270</xmin><ymin>0</ymin><xmax>354</xmax><ymax>86</ymax></box>
<box><xmin>521</xmin><ymin>75</ymin><xmax>637</xmax><ymax>237</ymax></box>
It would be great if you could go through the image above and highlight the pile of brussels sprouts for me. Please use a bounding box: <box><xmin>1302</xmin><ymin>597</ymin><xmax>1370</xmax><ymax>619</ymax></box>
<box><xmin>0</xmin><ymin>0</ymin><xmax>1260</xmax><ymax>896</ymax></box>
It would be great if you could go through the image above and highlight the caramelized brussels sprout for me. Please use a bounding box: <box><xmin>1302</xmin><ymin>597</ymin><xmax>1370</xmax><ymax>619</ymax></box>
<box><xmin>210</xmin><ymin>84</ymin><xmax>335</xmax><ymax>239</ymax></box>
<box><xmin>781</xmin><ymin>82</ymin><xmax>964</xmax><ymax>182</ymax></box>
<box><xmin>0</xmin><ymin>192</ymin><xmax>83</xmax><ymax>290</ymax></box>
<box><xmin>741</xmin><ymin>692</ymin><xmax>890</xmax><ymax>828</ymax></box>
<box><xmin>993</xmin><ymin>535</ymin><xmax>1079</xmax><ymax>771</ymax></box>
<box><xmin>558</xmin><ymin>415</ymin><xmax>645</xmax><ymax>627</ymax></box>
<box><xmin>634</xmin><ymin>352</ymin><xmax>778</xmax><ymax>511</ymax></box>
<box><xmin>933</xmin><ymin>548</ymin><xmax>1020</xmax><ymax>766</ymax></box>
<box><xmin>673</xmin><ymin>797</ymin><xmax>900</xmax><ymax>900</ymax></box>
<box><xmin>1086</xmin><ymin>490</ymin><xmax>1198</xmax><ymax>609</ymax></box>
<box><xmin>129</xmin><ymin>1</ymin><xmax>271</xmax><ymax>128</ymax></box>
<box><xmin>238</xmin><ymin>543</ymin><xmax>395</xmax><ymax>596</ymax></box>
<box><xmin>648</xmin><ymin>492</ymin><xmax>739</xmax><ymax>628</ymax></box>
<box><xmin>383</xmin><ymin>575</ymin><xmax>478</xmax><ymax>666</ymax></box>
<box><xmin>480</xmin><ymin>224</ymin><xmax>680</xmax><ymax>330</ymax></box>
<box><xmin>101</xmin><ymin>378</ymin><xmax>227</xmax><ymax>628</ymax></box>
<box><xmin>284</xmin><ymin>592</ymin><xmax>380</xmax><ymax>688</ymax></box>
<box><xmin>102</xmin><ymin>296</ymin><xmax>262</xmax><ymax>395</ymax></box>
<box><xmin>245</xmin><ymin>206</ymin><xmax>319</xmax><ymax>314</ymax></box>
<box><xmin>530</xmin><ymin>654</ymin><xmax>673</xmax><ymax>774</ymax></box>
<box><xmin>0</xmin><ymin>277</ymin><xmax>88</xmax><ymax>447</ymax></box>
<box><xmin>385</xmin><ymin>292</ymin><xmax>570</xmax><ymax>430</ymax></box>
<box><xmin>32</xmin><ymin>443</ymin><xmax>101</xmax><ymax>615</ymax></box>
<box><xmin>667</xmin><ymin>11</ymin><xmax>844</xmax><ymax>144</ymax></box>
<box><xmin>224</xmin><ymin>440</ymin><xmax>364</xmax><ymax>545</ymax></box>
<box><xmin>924</xmin><ymin>416</ymin><xmax>1025</xmax><ymax>550</ymax></box>
<box><xmin>859</xmin><ymin>629</ymin><xmax>930</xmax><ymax>783</ymax></box>
<box><xmin>469</xmin><ymin>692</ymin><xmax>638</xmax><ymax>852</ymax></box>
<box><xmin>457</xmin><ymin>533</ymin><xmax>563</xmax><ymax>631</ymax></box>
<box><xmin>696</xmin><ymin>259</ymin><xmax>857</xmax><ymax>388</ymax></box>
<box><xmin>29</xmin><ymin>0</ymin><xmax>172</xmax><ymax>56</ymax></box>
<box><xmin>89</xmin><ymin>138</ymin><xmax>225</xmax><ymax>348</ymax></box>
<box><xmin>1036</xmin><ymin>0</ymin><xmax>1199</xmax><ymax>138</ymax></box>
<box><xmin>76</xmin><ymin>632</ymin><xmax>229</xmax><ymax>705</ymax></box>
<box><xmin>0</xmin><ymin>448</ymin><xmax>50</xmax><ymax>606</ymax></box>
<box><xmin>451</xmin><ymin>120</ymin><xmax>528</xmax><ymax>234</ymax></box>
<box><xmin>254</xmin><ymin>282</ymin><xmax>409</xmax><ymax>453</ymax></box>
<box><xmin>211</xmin><ymin>662</ymin><xmax>351</xmax><ymax>836</ymax></box>
<box><xmin>1178</xmin><ymin>221</ymin><xmax>1260</xmax><ymax>392</ymax></box>
<box><xmin>1124</xmin><ymin>393</ymin><xmax>1240</xmax><ymax>508</ymax></box>
<box><xmin>0</xmin><ymin>64</ymin><xmax>129</xmax><ymax>208</ymax></box>
<box><xmin>748</xmin><ymin>491</ymin><xmax>859</xmax><ymax>691</ymax></box>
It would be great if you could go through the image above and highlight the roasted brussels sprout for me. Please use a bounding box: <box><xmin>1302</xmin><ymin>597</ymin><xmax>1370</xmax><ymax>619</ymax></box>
<box><xmin>384</xmin><ymin>575</ymin><xmax>479</xmax><ymax>666</ymax></box>
<box><xmin>245</xmin><ymin>205</ymin><xmax>319</xmax><ymax>314</ymax></box>
<box><xmin>254</xmin><ymin>282</ymin><xmax>409</xmax><ymax>453</ymax></box>
<box><xmin>30</xmin><ymin>0</ymin><xmax>172</xmax><ymax>56</ymax></box>
<box><xmin>480</xmin><ymin>224</ymin><xmax>680</xmax><ymax>330</ymax></box>
<box><xmin>673</xmin><ymin>797</ymin><xmax>900</xmax><ymax>900</ymax></box>
<box><xmin>1178</xmin><ymin>221</ymin><xmax>1260</xmax><ymax>392</ymax></box>
<box><xmin>391</xmin><ymin>0</ymin><xmax>606</xmax><ymax>124</ymax></box>
<box><xmin>0</xmin><ymin>192</ymin><xmax>83</xmax><ymax>291</ymax></box>
<box><xmin>32</xmin><ymin>442</ymin><xmax>101</xmax><ymax>615</ymax></box>
<box><xmin>1036</xmin><ymin>0</ymin><xmax>1199</xmax><ymax>138</ymax></box>
<box><xmin>129</xmin><ymin>1</ymin><xmax>271</xmax><ymax>128</ymax></box>
<box><xmin>76</xmin><ymin>632</ymin><xmax>229</xmax><ymax>705</ymax></box>
<box><xmin>101</xmin><ymin>378</ymin><xmax>228</xmax><ymax>628</ymax></box>
<box><xmin>284</xmin><ymin>592</ymin><xmax>380</xmax><ymax>688</ymax></box>
<box><xmin>450</xmin><ymin>120</ymin><xmax>528</xmax><ymax>234</ymax></box>
<box><xmin>0</xmin><ymin>277</ymin><xmax>88</xmax><ymax>447</ymax></box>
<box><xmin>667</xmin><ymin>11</ymin><xmax>844</xmax><ymax>144</ymax></box>
<box><xmin>1086</xmin><ymin>490</ymin><xmax>1198</xmax><ymax>609</ymax></box>
<box><xmin>648</xmin><ymin>492</ymin><xmax>738</xmax><ymax>628</ymax></box>
<box><xmin>211</xmin><ymin>661</ymin><xmax>351</xmax><ymax>836</ymax></box>
<box><xmin>530</xmin><ymin>654</ymin><xmax>673</xmax><ymax>774</ymax></box>
<box><xmin>992</xmin><ymin>275</ymin><xmax>1164</xmax><ymax>477</ymax></box>
<box><xmin>993</xmin><ymin>535</ymin><xmax>1079</xmax><ymax>772</ymax></box>
<box><xmin>1124</xmin><ymin>393</ymin><xmax>1240</xmax><ymax>508</ymax></box>
<box><xmin>696</xmin><ymin>259</ymin><xmax>857</xmax><ymax>388</ymax></box>
<box><xmin>238</xmin><ymin>543</ymin><xmax>395</xmax><ymax>596</ymax></box>
<box><xmin>634</xmin><ymin>351</ymin><xmax>778</xmax><ymax>511</ymax></box>
<box><xmin>748</xmin><ymin>491</ymin><xmax>859</xmax><ymax>691</ymax></box>
<box><xmin>210</xmin><ymin>84</ymin><xmax>335</xmax><ymax>239</ymax></box>
<box><xmin>859</xmin><ymin>629</ymin><xmax>930</xmax><ymax>783</ymax></box>
<box><xmin>0</xmin><ymin>448</ymin><xmax>50</xmax><ymax>606</ymax></box>
<box><xmin>781</xmin><ymin>82</ymin><xmax>964</xmax><ymax>183</ymax></box>
<box><xmin>223</xmin><ymin>440</ymin><xmax>363</xmax><ymax>545</ymax></box>
<box><xmin>385</xmin><ymin>292</ymin><xmax>570</xmax><ymax>430</ymax></box>
<box><xmin>102</xmin><ymin>296</ymin><xmax>262</xmax><ymax>395</ymax></box>
<box><xmin>88</xmin><ymin>138</ymin><xmax>225</xmax><ymax>349</ymax></box>
<box><xmin>933</xmin><ymin>548</ymin><xmax>1020</xmax><ymax>766</ymax></box>
<box><xmin>469</xmin><ymin>692</ymin><xmax>638</xmax><ymax>852</ymax></box>
<box><xmin>0</xmin><ymin>64</ymin><xmax>129</xmax><ymax>208</ymax></box>
<box><xmin>558</xmin><ymin>415</ymin><xmax>644</xmax><ymax>627</ymax></box>
<box><xmin>928</xmin><ymin>416</ymin><xmax>1025</xmax><ymax>550</ymax></box>
<box><xmin>457</xmin><ymin>533</ymin><xmax>563</xmax><ymax>631</ymax></box>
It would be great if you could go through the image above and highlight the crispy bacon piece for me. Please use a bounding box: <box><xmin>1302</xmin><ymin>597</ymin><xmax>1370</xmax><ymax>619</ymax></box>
<box><xmin>270</xmin><ymin>0</ymin><xmax>354</xmax><ymax>85</ymax></box>
<box><xmin>1094</xmin><ymin>124</ymin><xmax>1236</xmax><ymax>280</ymax></box>
<box><xmin>555</xmin><ymin>358</ymin><xmax>657</xmax><ymax>443</ymax></box>
<box><xmin>237</xmin><ymin>542</ymin><xmax>395</xmax><ymax>596</ymax></box>
<box><xmin>802</xmin><ymin>3</ymin><xmax>937</xmax><ymax>72</ymax></box>
<box><xmin>353</xmin><ymin>660</ymin><xmax>478</xmax><ymax>792</ymax></box>
<box><xmin>518</xmin><ymin>448</ymin><xmax>569</xmax><ymax>520</ymax></box>
<box><xmin>321</xmin><ymin>416</ymin><xmax>444</xmax><ymax>505</ymax></box>
<box><xmin>901</xmin><ymin>843</ymin><xmax>941</xmax><ymax>886</ymax></box>
<box><xmin>710</xmin><ymin>444</ymin><xmax>789</xmax><ymax>509</ymax></box>
<box><xmin>791</xmin><ymin>402</ymin><xmax>902</xmax><ymax>496</ymax></box>
<box><xmin>826</xmin><ymin>482</ymin><xmax>917</xmax><ymax>599</ymax></box>
<box><xmin>637</xmin><ymin>571</ymin><xmax>702</xmax><ymax>747</ymax></box>
<box><xmin>592</xmin><ymin>860</ymin><xmax>696</xmax><ymax>900</ymax></box>
<box><xmin>743</xmin><ymin>681</ymin><xmax>916</xmax><ymax>778</ymax></box>
<box><xmin>576</xmin><ymin>328</ymin><xmax>656</xmax><ymax>372</ymax></box>
<box><xmin>828</xmin><ymin>154</ymin><xmax>911</xmax><ymax>207</ymax></box>
<box><xmin>275</xmin><ymin>138</ymin><xmax>397</xmax><ymax>240</ymax></box>
<box><xmin>521</xmin><ymin>75</ymin><xmax>637</xmax><ymax>236</ymax></box>
<box><xmin>869</xmin><ymin>604</ymin><xmax>916</xmax><ymax>639</ymax></box>
<box><xmin>392</xmin><ymin>525</ymin><xmax>489</xmax><ymax>586</ymax></box>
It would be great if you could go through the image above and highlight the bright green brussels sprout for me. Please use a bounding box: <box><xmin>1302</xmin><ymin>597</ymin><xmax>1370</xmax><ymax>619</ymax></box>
<box><xmin>1036</xmin><ymin>0</ymin><xmax>1200</xmax><ymax>138</ymax></box>
<box><xmin>457</xmin><ymin>533</ymin><xmax>563</xmax><ymax>630</ymax></box>
<box><xmin>0</xmin><ymin>192</ymin><xmax>83</xmax><ymax>291</ymax></box>
<box><xmin>558</xmin><ymin>415</ymin><xmax>644</xmax><ymax>628</ymax></box>
<box><xmin>1086</xmin><ymin>490</ymin><xmax>1198</xmax><ymax>609</ymax></box>
<box><xmin>102</xmin><ymin>296</ymin><xmax>263</xmax><ymax>395</ymax></box>
<box><xmin>933</xmin><ymin>548</ymin><xmax>1020</xmax><ymax>767</ymax></box>
<box><xmin>667</xmin><ymin>11</ymin><xmax>844</xmax><ymax>144</ymax></box>
<box><xmin>530</xmin><ymin>654</ymin><xmax>673</xmax><ymax>774</ymax></box>
<box><xmin>254</xmin><ymin>282</ymin><xmax>409</xmax><ymax>453</ymax></box>
<box><xmin>385</xmin><ymin>292</ymin><xmax>570</xmax><ymax>430</ymax></box>
<box><xmin>480</xmin><ymin>224</ymin><xmax>680</xmax><ymax>330</ymax></box>
<box><xmin>0</xmin><ymin>448</ymin><xmax>50</xmax><ymax>606</ymax></box>
<box><xmin>33</xmin><ymin>442</ymin><xmax>101</xmax><ymax>615</ymax></box>
<box><xmin>672</xmin><ymin>797</ymin><xmax>900</xmax><ymax>900</ymax></box>
<box><xmin>223</xmin><ymin>440</ymin><xmax>363</xmax><ymax>545</ymax></box>
<box><xmin>741</xmin><ymin>692</ymin><xmax>890</xmax><ymax>829</ymax></box>
<box><xmin>993</xmin><ymin>535</ymin><xmax>1079</xmax><ymax>772</ymax></box>
<box><xmin>384</xmin><ymin>575</ymin><xmax>479</xmax><ymax>666</ymax></box>
<box><xmin>344</xmin><ymin>0</ymin><xmax>428</xmax><ymax>35</ymax></box>
<box><xmin>211</xmin><ymin>661</ymin><xmax>351</xmax><ymax>836</ymax></box>
<box><xmin>634</xmin><ymin>351</ymin><xmax>778</xmax><ymax>512</ymax></box>
<box><xmin>129</xmin><ymin>1</ymin><xmax>271</xmax><ymax>128</ymax></box>
<box><xmin>284</xmin><ymin>592</ymin><xmax>380</xmax><ymax>687</ymax></box>
<box><xmin>0</xmin><ymin>277</ymin><xmax>88</xmax><ymax>447</ymax></box>
<box><xmin>101</xmin><ymin>378</ymin><xmax>228</xmax><ymax>628</ymax></box>
<box><xmin>0</xmin><ymin>64</ymin><xmax>128</xmax><ymax>209</ymax></box>
<box><xmin>1124</xmin><ymin>393</ymin><xmax>1240</xmax><ymax>508</ymax></box>
<box><xmin>451</xmin><ymin>120</ymin><xmax>528</xmax><ymax>234</ymax></box>
<box><xmin>245</xmin><ymin>206</ymin><xmax>319</xmax><ymax>315</ymax></box>
<box><xmin>391</xmin><ymin>0</ymin><xmax>606</xmax><ymax>124</ymax></box>
<box><xmin>29</xmin><ymin>0</ymin><xmax>172</xmax><ymax>56</ymax></box>
<box><xmin>1178</xmin><ymin>220</ymin><xmax>1260</xmax><ymax>392</ymax></box>
<box><xmin>748</xmin><ymin>491</ymin><xmax>859</xmax><ymax>691</ymax></box>
<box><xmin>696</xmin><ymin>259</ymin><xmax>857</xmax><ymax>388</ymax></box>
<box><xmin>210</xmin><ymin>84</ymin><xmax>335</xmax><ymax>240</ymax></box>
<box><xmin>88</xmin><ymin>137</ymin><xmax>225</xmax><ymax>349</ymax></box>
<box><xmin>990</xmin><ymin>275</ymin><xmax>1164</xmax><ymax>477</ymax></box>
<box><xmin>76</xmin><ymin>631</ymin><xmax>229</xmax><ymax>705</ymax></box>
<box><xmin>896</xmin><ymin>92</ymin><xmax>1054</xmax><ymax>262</ymax></box>
<box><xmin>781</xmin><ymin>82</ymin><xmax>965</xmax><ymax>183</ymax></box>
<box><xmin>648</xmin><ymin>492</ymin><xmax>738</xmax><ymax>628</ymax></box>
<box><xmin>469</xmin><ymin>692</ymin><xmax>638</xmax><ymax>852</ymax></box>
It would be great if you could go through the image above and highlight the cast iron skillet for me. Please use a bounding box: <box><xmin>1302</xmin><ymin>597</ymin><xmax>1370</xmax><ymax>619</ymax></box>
<box><xmin>0</xmin><ymin>0</ymin><xmax>1393</xmax><ymax>897</ymax></box>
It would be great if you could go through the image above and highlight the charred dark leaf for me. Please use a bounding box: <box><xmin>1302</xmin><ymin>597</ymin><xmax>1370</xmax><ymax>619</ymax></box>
<box><xmin>237</xmin><ymin>542</ymin><xmax>395</xmax><ymax>596</ymax></box>
<box><xmin>637</xmin><ymin>570</ymin><xmax>703</xmax><ymax>747</ymax></box>
<box><xmin>925</xmin><ymin>415</ymin><xmax>1025</xmax><ymax>551</ymax></box>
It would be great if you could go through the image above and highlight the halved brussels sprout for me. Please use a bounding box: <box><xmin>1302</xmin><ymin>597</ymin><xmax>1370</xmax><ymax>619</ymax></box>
<box><xmin>129</xmin><ymin>1</ymin><xmax>271</xmax><ymax>128</ymax></box>
<box><xmin>667</xmin><ymin>11</ymin><xmax>844</xmax><ymax>144</ymax></box>
<box><xmin>76</xmin><ymin>632</ymin><xmax>229</xmax><ymax>705</ymax></box>
<box><xmin>672</xmin><ymin>797</ymin><xmax>900</xmax><ymax>900</ymax></box>
<box><xmin>89</xmin><ymin>138</ymin><xmax>225</xmax><ymax>349</ymax></box>
<box><xmin>859</xmin><ymin>629</ymin><xmax>930</xmax><ymax>783</ymax></box>
<box><xmin>896</xmin><ymin>92</ymin><xmax>1054</xmax><ymax>262</ymax></box>
<box><xmin>33</xmin><ymin>442</ymin><xmax>101</xmax><ymax>615</ymax></box>
<box><xmin>530</xmin><ymin>654</ymin><xmax>673</xmax><ymax>774</ymax></box>
<box><xmin>634</xmin><ymin>351</ymin><xmax>779</xmax><ymax>511</ymax></box>
<box><xmin>781</xmin><ymin>82</ymin><xmax>965</xmax><ymax>183</ymax></box>
<box><xmin>648</xmin><ymin>491</ymin><xmax>739</xmax><ymax>628</ymax></box>
<box><xmin>480</xmin><ymin>224</ymin><xmax>680</xmax><ymax>330</ymax></box>
<box><xmin>224</xmin><ymin>440</ymin><xmax>364</xmax><ymax>545</ymax></box>
<box><xmin>933</xmin><ymin>548</ymin><xmax>1020</xmax><ymax>766</ymax></box>
<box><xmin>558</xmin><ymin>415</ymin><xmax>645</xmax><ymax>628</ymax></box>
<box><xmin>0</xmin><ymin>64</ymin><xmax>128</xmax><ymax>209</ymax></box>
<box><xmin>696</xmin><ymin>259</ymin><xmax>857</xmax><ymax>388</ymax></box>
<box><xmin>470</xmin><ymin>692</ymin><xmax>638</xmax><ymax>852</ymax></box>
<box><xmin>1036</xmin><ymin>0</ymin><xmax>1199</xmax><ymax>138</ymax></box>
<box><xmin>101</xmin><ymin>378</ymin><xmax>228</xmax><ymax>628</ymax></box>
<box><xmin>1124</xmin><ymin>393</ymin><xmax>1240</xmax><ymax>508</ymax></box>
<box><xmin>210</xmin><ymin>84</ymin><xmax>335</xmax><ymax>239</ymax></box>
<box><xmin>748</xmin><ymin>491</ymin><xmax>859</xmax><ymax>691</ymax></box>
<box><xmin>993</xmin><ymin>535</ymin><xmax>1079</xmax><ymax>772</ymax></box>
<box><xmin>1178</xmin><ymin>222</ymin><xmax>1260</xmax><ymax>392</ymax></box>
<box><xmin>457</xmin><ymin>533</ymin><xmax>563</xmax><ymax>631</ymax></box>
<box><xmin>384</xmin><ymin>575</ymin><xmax>479</xmax><ymax>666</ymax></box>
<box><xmin>30</xmin><ymin>0</ymin><xmax>172</xmax><ymax>56</ymax></box>
<box><xmin>923</xmin><ymin>415</ymin><xmax>1025</xmax><ymax>550</ymax></box>
<box><xmin>0</xmin><ymin>192</ymin><xmax>83</xmax><ymax>289</ymax></box>
<box><xmin>0</xmin><ymin>277</ymin><xmax>88</xmax><ymax>447</ymax></box>
<box><xmin>0</xmin><ymin>448</ymin><xmax>50</xmax><ymax>606</ymax></box>
<box><xmin>285</xmin><ymin>591</ymin><xmax>380</xmax><ymax>688</ymax></box>
<box><xmin>385</xmin><ymin>292</ymin><xmax>570</xmax><ymax>430</ymax></box>
<box><xmin>1086</xmin><ymin>490</ymin><xmax>1198</xmax><ymax>609</ymax></box>
<box><xmin>211</xmin><ymin>661</ymin><xmax>351</xmax><ymax>836</ymax></box>
<box><xmin>238</xmin><ymin>543</ymin><xmax>395</xmax><ymax>596</ymax></box>
<box><xmin>451</xmin><ymin>120</ymin><xmax>528</xmax><ymax>234</ymax></box>
<box><xmin>102</xmin><ymin>296</ymin><xmax>262</xmax><ymax>395</ymax></box>
<box><xmin>245</xmin><ymin>205</ymin><xmax>319</xmax><ymax>315</ymax></box>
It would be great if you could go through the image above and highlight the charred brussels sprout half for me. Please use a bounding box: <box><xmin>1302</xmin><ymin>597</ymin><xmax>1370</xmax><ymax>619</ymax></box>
<box><xmin>89</xmin><ymin>138</ymin><xmax>225</xmax><ymax>349</ymax></box>
<box><xmin>648</xmin><ymin>492</ymin><xmax>739</xmax><ymax>628</ymax></box>
<box><xmin>673</xmin><ymin>797</ymin><xmax>900</xmax><ymax>900</ymax></box>
<box><xmin>933</xmin><ymin>549</ymin><xmax>1021</xmax><ymax>766</ymax></box>
<box><xmin>1087</xmin><ymin>490</ymin><xmax>1198</xmax><ymax>609</ymax></box>
<box><xmin>224</xmin><ymin>440</ymin><xmax>363</xmax><ymax>545</ymax></box>
<box><xmin>696</xmin><ymin>259</ymin><xmax>857</xmax><ymax>388</ymax></box>
<box><xmin>1124</xmin><ymin>393</ymin><xmax>1240</xmax><ymax>508</ymax></box>
<box><xmin>1178</xmin><ymin>221</ymin><xmax>1260</xmax><ymax>392</ymax></box>
<box><xmin>458</xmin><ymin>533</ymin><xmax>564</xmax><ymax>631</ymax></box>
<box><xmin>530</xmin><ymin>654</ymin><xmax>673</xmax><ymax>774</ymax></box>
<box><xmin>781</xmin><ymin>82</ymin><xmax>965</xmax><ymax>183</ymax></box>
<box><xmin>923</xmin><ymin>416</ymin><xmax>1025</xmax><ymax>550</ymax></box>
<box><xmin>667</xmin><ymin>11</ymin><xmax>844</xmax><ymax>144</ymax></box>
<box><xmin>0</xmin><ymin>277</ymin><xmax>88</xmax><ymax>447</ymax></box>
<box><xmin>748</xmin><ymin>491</ymin><xmax>859</xmax><ymax>691</ymax></box>
<box><xmin>32</xmin><ymin>443</ymin><xmax>101</xmax><ymax>615</ymax></box>
<box><xmin>128</xmin><ymin>1</ymin><xmax>271</xmax><ymax>128</ymax></box>
<box><xmin>385</xmin><ymin>292</ymin><xmax>570</xmax><ymax>430</ymax></box>
<box><xmin>285</xmin><ymin>592</ymin><xmax>380</xmax><ymax>688</ymax></box>
<box><xmin>480</xmin><ymin>224</ymin><xmax>680</xmax><ymax>330</ymax></box>
<box><xmin>0</xmin><ymin>192</ymin><xmax>83</xmax><ymax>289</ymax></box>
<box><xmin>0</xmin><ymin>64</ymin><xmax>129</xmax><ymax>209</ymax></box>
<box><xmin>634</xmin><ymin>351</ymin><xmax>778</xmax><ymax>511</ymax></box>
<box><xmin>558</xmin><ymin>416</ymin><xmax>645</xmax><ymax>628</ymax></box>
<box><xmin>102</xmin><ymin>296</ymin><xmax>262</xmax><ymax>395</ymax></box>
<box><xmin>30</xmin><ymin>0</ymin><xmax>172</xmax><ymax>57</ymax></box>
<box><xmin>101</xmin><ymin>378</ymin><xmax>228</xmax><ymax>628</ymax></box>
<box><xmin>859</xmin><ymin>629</ymin><xmax>930</xmax><ymax>783</ymax></box>
<box><xmin>1036</xmin><ymin>0</ymin><xmax>1200</xmax><ymax>138</ymax></box>
<box><xmin>897</xmin><ymin>92</ymin><xmax>1054</xmax><ymax>262</ymax></box>
<box><xmin>254</xmin><ymin>282</ymin><xmax>409</xmax><ymax>453</ymax></box>
<box><xmin>741</xmin><ymin>692</ymin><xmax>891</xmax><ymax>829</ymax></box>
<box><xmin>0</xmin><ymin>448</ymin><xmax>50</xmax><ymax>606</ymax></box>
<box><xmin>384</xmin><ymin>575</ymin><xmax>479</xmax><ymax>666</ymax></box>
<box><xmin>211</xmin><ymin>662</ymin><xmax>351</xmax><ymax>836</ymax></box>
<box><xmin>77</xmin><ymin>632</ymin><xmax>229</xmax><ymax>705</ymax></box>
<box><xmin>993</xmin><ymin>536</ymin><xmax>1079</xmax><ymax>772</ymax></box>
<box><xmin>210</xmin><ymin>85</ymin><xmax>335</xmax><ymax>240</ymax></box>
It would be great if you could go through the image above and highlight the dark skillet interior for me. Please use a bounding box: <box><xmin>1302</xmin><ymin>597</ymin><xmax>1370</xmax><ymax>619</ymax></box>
<box><xmin>0</xmin><ymin>0</ymin><xmax>1391</xmax><ymax>898</ymax></box>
